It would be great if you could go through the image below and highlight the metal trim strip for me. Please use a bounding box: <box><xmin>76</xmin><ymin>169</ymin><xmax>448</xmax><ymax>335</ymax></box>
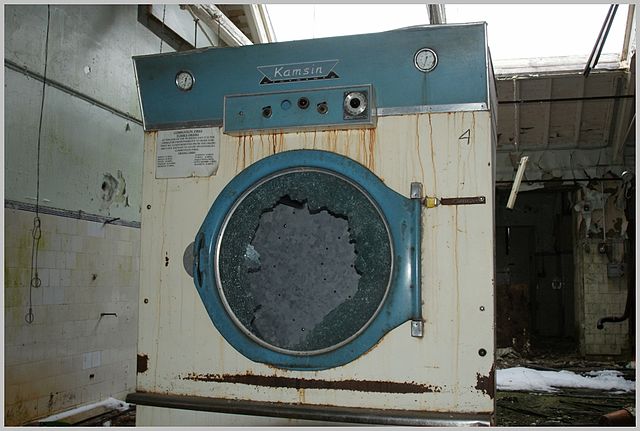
<box><xmin>143</xmin><ymin>102</ymin><xmax>488</xmax><ymax>131</ymax></box>
<box><xmin>144</xmin><ymin>119</ymin><xmax>223</xmax><ymax>132</ymax></box>
<box><xmin>4</xmin><ymin>200</ymin><xmax>141</xmax><ymax>228</ymax></box>
<box><xmin>132</xmin><ymin>58</ymin><xmax>148</xmax><ymax>131</ymax></box>
<box><xmin>126</xmin><ymin>392</ymin><xmax>492</xmax><ymax>426</ymax></box>
<box><xmin>5</xmin><ymin>59</ymin><xmax>143</xmax><ymax>127</ymax></box>
<box><xmin>376</xmin><ymin>103</ymin><xmax>488</xmax><ymax>116</ymax></box>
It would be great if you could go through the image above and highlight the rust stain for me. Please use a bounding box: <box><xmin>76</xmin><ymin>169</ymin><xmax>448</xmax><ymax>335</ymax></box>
<box><xmin>475</xmin><ymin>365</ymin><xmax>495</xmax><ymax>399</ymax></box>
<box><xmin>415</xmin><ymin>116</ymin><xmax>425</xmax><ymax>180</ymax></box>
<box><xmin>328</xmin><ymin>130</ymin><xmax>338</xmax><ymax>153</ymax></box>
<box><xmin>241</xmin><ymin>135</ymin><xmax>247</xmax><ymax>169</ymax></box>
<box><xmin>258</xmin><ymin>134</ymin><xmax>268</xmax><ymax>156</ymax></box>
<box><xmin>181</xmin><ymin>372</ymin><xmax>441</xmax><ymax>394</ymax></box>
<box><xmin>427</xmin><ymin>114</ymin><xmax>437</xmax><ymax>193</ymax></box>
<box><xmin>367</xmin><ymin>127</ymin><xmax>376</xmax><ymax>171</ymax></box>
<box><xmin>278</xmin><ymin>132</ymin><xmax>285</xmax><ymax>153</ymax></box>
<box><xmin>137</xmin><ymin>354</ymin><xmax>149</xmax><ymax>373</ymax></box>
<box><xmin>269</xmin><ymin>133</ymin><xmax>276</xmax><ymax>154</ymax></box>
<box><xmin>235</xmin><ymin>136</ymin><xmax>243</xmax><ymax>173</ymax></box>
<box><xmin>356</xmin><ymin>129</ymin><xmax>366</xmax><ymax>167</ymax></box>
<box><xmin>248</xmin><ymin>134</ymin><xmax>255</xmax><ymax>165</ymax></box>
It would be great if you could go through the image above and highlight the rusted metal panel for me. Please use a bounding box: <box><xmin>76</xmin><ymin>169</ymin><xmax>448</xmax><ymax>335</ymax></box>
<box><xmin>475</xmin><ymin>365</ymin><xmax>496</xmax><ymax>399</ymax></box>
<box><xmin>180</xmin><ymin>373</ymin><xmax>442</xmax><ymax>393</ymax></box>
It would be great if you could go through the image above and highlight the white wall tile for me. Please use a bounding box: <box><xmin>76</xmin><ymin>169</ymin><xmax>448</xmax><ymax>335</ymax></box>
<box><xmin>5</xmin><ymin>209</ymin><xmax>140</xmax><ymax>425</ymax></box>
<box><xmin>86</xmin><ymin>222</ymin><xmax>106</xmax><ymax>238</ymax></box>
<box><xmin>82</xmin><ymin>352</ymin><xmax>92</xmax><ymax>370</ymax></box>
<box><xmin>91</xmin><ymin>350</ymin><xmax>101</xmax><ymax>368</ymax></box>
<box><xmin>71</xmin><ymin>236</ymin><xmax>84</xmax><ymax>253</ymax></box>
<box><xmin>65</xmin><ymin>252</ymin><xmax>77</xmax><ymax>269</ymax></box>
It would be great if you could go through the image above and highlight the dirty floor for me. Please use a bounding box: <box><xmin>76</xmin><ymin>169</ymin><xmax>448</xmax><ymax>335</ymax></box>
<box><xmin>495</xmin><ymin>342</ymin><xmax>636</xmax><ymax>427</ymax></box>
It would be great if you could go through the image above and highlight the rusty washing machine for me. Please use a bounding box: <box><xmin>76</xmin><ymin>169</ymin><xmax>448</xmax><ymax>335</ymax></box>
<box><xmin>128</xmin><ymin>22</ymin><xmax>497</xmax><ymax>426</ymax></box>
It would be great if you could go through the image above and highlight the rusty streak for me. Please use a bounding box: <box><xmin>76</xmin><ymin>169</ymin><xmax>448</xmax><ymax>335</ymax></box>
<box><xmin>181</xmin><ymin>373</ymin><xmax>441</xmax><ymax>394</ymax></box>
<box><xmin>475</xmin><ymin>365</ymin><xmax>495</xmax><ymax>399</ymax></box>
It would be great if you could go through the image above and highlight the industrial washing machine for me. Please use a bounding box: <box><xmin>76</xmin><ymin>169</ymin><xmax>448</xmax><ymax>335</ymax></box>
<box><xmin>129</xmin><ymin>22</ymin><xmax>497</xmax><ymax>426</ymax></box>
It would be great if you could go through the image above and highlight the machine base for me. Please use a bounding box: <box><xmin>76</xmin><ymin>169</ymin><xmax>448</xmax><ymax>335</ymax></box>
<box><xmin>126</xmin><ymin>392</ymin><xmax>492</xmax><ymax>426</ymax></box>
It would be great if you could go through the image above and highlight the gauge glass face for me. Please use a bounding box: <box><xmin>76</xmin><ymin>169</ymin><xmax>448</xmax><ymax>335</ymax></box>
<box><xmin>175</xmin><ymin>71</ymin><xmax>194</xmax><ymax>91</ymax></box>
<box><xmin>414</xmin><ymin>48</ymin><xmax>438</xmax><ymax>72</ymax></box>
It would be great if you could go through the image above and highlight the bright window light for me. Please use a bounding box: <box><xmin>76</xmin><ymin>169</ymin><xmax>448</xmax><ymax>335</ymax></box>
<box><xmin>266</xmin><ymin>4</ymin><xmax>631</xmax><ymax>62</ymax></box>
<box><xmin>446</xmin><ymin>4</ymin><xmax>629</xmax><ymax>60</ymax></box>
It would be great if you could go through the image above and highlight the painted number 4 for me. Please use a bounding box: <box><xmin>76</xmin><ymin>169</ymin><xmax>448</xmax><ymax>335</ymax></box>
<box><xmin>459</xmin><ymin>129</ymin><xmax>471</xmax><ymax>145</ymax></box>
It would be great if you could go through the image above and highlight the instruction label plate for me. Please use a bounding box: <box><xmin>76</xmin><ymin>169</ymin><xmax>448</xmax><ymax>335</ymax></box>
<box><xmin>156</xmin><ymin>127</ymin><xmax>219</xmax><ymax>179</ymax></box>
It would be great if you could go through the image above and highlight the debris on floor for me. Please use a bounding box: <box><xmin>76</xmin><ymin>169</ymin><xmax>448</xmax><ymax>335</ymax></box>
<box><xmin>31</xmin><ymin>397</ymin><xmax>135</xmax><ymax>427</ymax></box>
<box><xmin>497</xmin><ymin>389</ymin><xmax>636</xmax><ymax>426</ymax></box>
<box><xmin>495</xmin><ymin>344</ymin><xmax>636</xmax><ymax>426</ymax></box>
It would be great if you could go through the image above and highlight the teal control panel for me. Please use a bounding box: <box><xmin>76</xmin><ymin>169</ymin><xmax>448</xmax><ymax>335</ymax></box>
<box><xmin>224</xmin><ymin>85</ymin><xmax>375</xmax><ymax>135</ymax></box>
<box><xmin>133</xmin><ymin>23</ymin><xmax>493</xmax><ymax>133</ymax></box>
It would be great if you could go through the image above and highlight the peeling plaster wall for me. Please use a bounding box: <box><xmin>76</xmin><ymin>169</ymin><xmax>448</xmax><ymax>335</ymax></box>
<box><xmin>573</xmin><ymin>180</ymin><xmax>633</xmax><ymax>357</ymax></box>
<box><xmin>4</xmin><ymin>5</ymin><xmax>161</xmax><ymax>425</ymax></box>
<box><xmin>4</xmin><ymin>5</ymin><xmax>157</xmax><ymax>220</ymax></box>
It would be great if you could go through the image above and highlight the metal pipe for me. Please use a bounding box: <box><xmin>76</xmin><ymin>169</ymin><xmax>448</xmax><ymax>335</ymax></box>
<box><xmin>184</xmin><ymin>4</ymin><xmax>252</xmax><ymax>47</ymax></box>
<box><xmin>496</xmin><ymin>178</ymin><xmax>625</xmax><ymax>185</ymax></box>
<box><xmin>126</xmin><ymin>392</ymin><xmax>492</xmax><ymax>426</ymax></box>
<box><xmin>427</xmin><ymin>5</ymin><xmax>446</xmax><ymax>25</ymax></box>
<box><xmin>4</xmin><ymin>199</ymin><xmax>140</xmax><ymax>228</ymax></box>
<box><xmin>584</xmin><ymin>4</ymin><xmax>619</xmax><ymax>77</ymax></box>
<box><xmin>498</xmin><ymin>94</ymin><xmax>635</xmax><ymax>105</ymax></box>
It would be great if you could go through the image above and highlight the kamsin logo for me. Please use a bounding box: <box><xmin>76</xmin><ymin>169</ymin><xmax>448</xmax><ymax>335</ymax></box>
<box><xmin>257</xmin><ymin>60</ymin><xmax>339</xmax><ymax>84</ymax></box>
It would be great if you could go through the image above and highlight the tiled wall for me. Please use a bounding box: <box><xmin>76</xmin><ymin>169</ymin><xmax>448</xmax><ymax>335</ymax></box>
<box><xmin>576</xmin><ymin>238</ymin><xmax>630</xmax><ymax>356</ymax></box>
<box><xmin>573</xmin><ymin>182</ymin><xmax>632</xmax><ymax>358</ymax></box>
<box><xmin>4</xmin><ymin>208</ymin><xmax>139</xmax><ymax>425</ymax></box>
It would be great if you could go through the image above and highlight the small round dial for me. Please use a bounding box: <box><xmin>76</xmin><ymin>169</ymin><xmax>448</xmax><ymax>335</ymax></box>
<box><xmin>414</xmin><ymin>48</ymin><xmax>438</xmax><ymax>72</ymax></box>
<box><xmin>175</xmin><ymin>70</ymin><xmax>194</xmax><ymax>91</ymax></box>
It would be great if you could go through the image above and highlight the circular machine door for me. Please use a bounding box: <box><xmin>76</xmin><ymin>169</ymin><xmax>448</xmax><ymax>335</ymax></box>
<box><xmin>193</xmin><ymin>150</ymin><xmax>421</xmax><ymax>370</ymax></box>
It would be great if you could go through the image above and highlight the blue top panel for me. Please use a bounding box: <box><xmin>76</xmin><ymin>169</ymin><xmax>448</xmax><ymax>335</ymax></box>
<box><xmin>134</xmin><ymin>23</ymin><xmax>490</xmax><ymax>130</ymax></box>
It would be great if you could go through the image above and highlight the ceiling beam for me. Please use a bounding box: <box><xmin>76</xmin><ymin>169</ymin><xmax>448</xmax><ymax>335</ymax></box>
<box><xmin>137</xmin><ymin>5</ymin><xmax>194</xmax><ymax>52</ymax></box>
<box><xmin>243</xmin><ymin>4</ymin><xmax>275</xmax><ymax>43</ymax></box>
<box><xmin>184</xmin><ymin>4</ymin><xmax>252</xmax><ymax>47</ymax></box>
<box><xmin>620</xmin><ymin>5</ymin><xmax>636</xmax><ymax>66</ymax></box>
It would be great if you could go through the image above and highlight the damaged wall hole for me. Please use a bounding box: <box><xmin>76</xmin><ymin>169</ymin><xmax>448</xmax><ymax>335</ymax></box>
<box><xmin>100</xmin><ymin>170</ymin><xmax>130</xmax><ymax>210</ymax></box>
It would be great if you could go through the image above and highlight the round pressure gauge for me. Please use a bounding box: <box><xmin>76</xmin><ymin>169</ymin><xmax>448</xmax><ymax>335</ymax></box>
<box><xmin>175</xmin><ymin>70</ymin><xmax>194</xmax><ymax>91</ymax></box>
<box><xmin>414</xmin><ymin>48</ymin><xmax>438</xmax><ymax>72</ymax></box>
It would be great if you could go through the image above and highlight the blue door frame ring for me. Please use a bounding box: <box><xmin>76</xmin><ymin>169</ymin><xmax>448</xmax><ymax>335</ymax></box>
<box><xmin>193</xmin><ymin>150</ymin><xmax>422</xmax><ymax>370</ymax></box>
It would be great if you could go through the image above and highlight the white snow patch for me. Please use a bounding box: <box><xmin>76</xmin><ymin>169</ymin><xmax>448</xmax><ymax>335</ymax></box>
<box><xmin>38</xmin><ymin>397</ymin><xmax>130</xmax><ymax>423</ymax></box>
<box><xmin>497</xmin><ymin>367</ymin><xmax>636</xmax><ymax>393</ymax></box>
